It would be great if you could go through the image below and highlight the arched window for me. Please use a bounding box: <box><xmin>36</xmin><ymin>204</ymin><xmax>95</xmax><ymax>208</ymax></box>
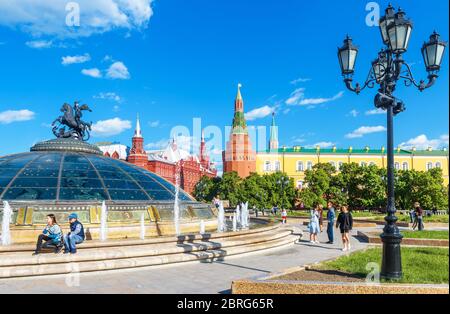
<box><xmin>297</xmin><ymin>181</ymin><xmax>304</xmax><ymax>189</ymax></box>
<box><xmin>264</xmin><ymin>161</ymin><xmax>271</xmax><ymax>172</ymax></box>
<box><xmin>307</xmin><ymin>161</ymin><xmax>313</xmax><ymax>170</ymax></box>
<box><xmin>402</xmin><ymin>162</ymin><xmax>409</xmax><ymax>171</ymax></box>
<box><xmin>296</xmin><ymin>161</ymin><xmax>304</xmax><ymax>172</ymax></box>
<box><xmin>338</xmin><ymin>161</ymin><xmax>344</xmax><ymax>170</ymax></box>
<box><xmin>394</xmin><ymin>162</ymin><xmax>400</xmax><ymax>170</ymax></box>
<box><xmin>360</xmin><ymin>161</ymin><xmax>367</xmax><ymax>167</ymax></box>
<box><xmin>369</xmin><ymin>162</ymin><xmax>376</xmax><ymax>166</ymax></box>
<box><xmin>435</xmin><ymin>162</ymin><xmax>442</xmax><ymax>169</ymax></box>
<box><xmin>274</xmin><ymin>161</ymin><xmax>281</xmax><ymax>171</ymax></box>
<box><xmin>329</xmin><ymin>161</ymin><xmax>336</xmax><ymax>170</ymax></box>
<box><xmin>426</xmin><ymin>162</ymin><xmax>433</xmax><ymax>171</ymax></box>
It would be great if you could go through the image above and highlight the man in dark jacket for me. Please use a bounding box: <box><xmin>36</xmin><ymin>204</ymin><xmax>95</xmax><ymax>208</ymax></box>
<box><xmin>326</xmin><ymin>202</ymin><xmax>336</xmax><ymax>244</ymax></box>
<box><xmin>63</xmin><ymin>213</ymin><xmax>85</xmax><ymax>254</ymax></box>
<box><xmin>414</xmin><ymin>202</ymin><xmax>424</xmax><ymax>231</ymax></box>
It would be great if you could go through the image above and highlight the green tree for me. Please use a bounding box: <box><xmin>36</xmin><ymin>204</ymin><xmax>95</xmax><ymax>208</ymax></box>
<box><xmin>193</xmin><ymin>175</ymin><xmax>221</xmax><ymax>203</ymax></box>
<box><xmin>218</xmin><ymin>171</ymin><xmax>244</xmax><ymax>207</ymax></box>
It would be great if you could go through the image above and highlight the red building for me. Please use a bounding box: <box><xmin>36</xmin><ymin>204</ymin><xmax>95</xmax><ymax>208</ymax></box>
<box><xmin>98</xmin><ymin>116</ymin><xmax>217</xmax><ymax>195</ymax></box>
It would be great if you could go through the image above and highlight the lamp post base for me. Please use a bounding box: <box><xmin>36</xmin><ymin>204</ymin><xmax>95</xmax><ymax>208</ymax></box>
<box><xmin>380</xmin><ymin>232</ymin><xmax>403</xmax><ymax>280</ymax></box>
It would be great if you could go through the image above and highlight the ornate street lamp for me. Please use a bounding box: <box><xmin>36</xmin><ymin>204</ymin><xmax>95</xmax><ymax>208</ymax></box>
<box><xmin>337</xmin><ymin>5</ymin><xmax>446</xmax><ymax>280</ymax></box>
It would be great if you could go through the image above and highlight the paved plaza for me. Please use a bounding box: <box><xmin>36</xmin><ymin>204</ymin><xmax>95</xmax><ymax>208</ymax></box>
<box><xmin>0</xmin><ymin>224</ymin><xmax>372</xmax><ymax>294</ymax></box>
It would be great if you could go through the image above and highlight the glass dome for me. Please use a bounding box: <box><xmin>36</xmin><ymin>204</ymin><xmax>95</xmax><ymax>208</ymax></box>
<box><xmin>0</xmin><ymin>152</ymin><xmax>193</xmax><ymax>202</ymax></box>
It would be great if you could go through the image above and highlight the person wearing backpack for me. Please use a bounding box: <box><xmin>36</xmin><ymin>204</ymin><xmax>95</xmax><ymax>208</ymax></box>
<box><xmin>33</xmin><ymin>214</ymin><xmax>63</xmax><ymax>255</ymax></box>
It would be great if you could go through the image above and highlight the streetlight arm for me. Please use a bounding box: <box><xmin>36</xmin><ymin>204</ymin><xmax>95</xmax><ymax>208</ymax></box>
<box><xmin>400</xmin><ymin>61</ymin><xmax>438</xmax><ymax>92</ymax></box>
<box><xmin>343</xmin><ymin>68</ymin><xmax>377</xmax><ymax>95</ymax></box>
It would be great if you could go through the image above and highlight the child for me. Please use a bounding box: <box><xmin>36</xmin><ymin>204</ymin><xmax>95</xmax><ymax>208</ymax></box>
<box><xmin>336</xmin><ymin>206</ymin><xmax>353</xmax><ymax>251</ymax></box>
<box><xmin>281</xmin><ymin>209</ymin><xmax>287</xmax><ymax>224</ymax></box>
<box><xmin>309</xmin><ymin>206</ymin><xmax>320</xmax><ymax>244</ymax></box>
<box><xmin>33</xmin><ymin>214</ymin><xmax>63</xmax><ymax>255</ymax></box>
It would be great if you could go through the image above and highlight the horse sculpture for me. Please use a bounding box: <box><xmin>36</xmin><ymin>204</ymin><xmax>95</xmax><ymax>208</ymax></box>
<box><xmin>52</xmin><ymin>102</ymin><xmax>93</xmax><ymax>141</ymax></box>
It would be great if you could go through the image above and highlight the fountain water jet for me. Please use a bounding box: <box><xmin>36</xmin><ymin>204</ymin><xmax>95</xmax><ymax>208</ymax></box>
<box><xmin>236</xmin><ymin>205</ymin><xmax>241</xmax><ymax>225</ymax></box>
<box><xmin>140</xmin><ymin>212</ymin><xmax>146</xmax><ymax>240</ymax></box>
<box><xmin>200</xmin><ymin>220</ymin><xmax>206</xmax><ymax>235</ymax></box>
<box><xmin>173</xmin><ymin>162</ymin><xmax>181</xmax><ymax>236</ymax></box>
<box><xmin>1</xmin><ymin>201</ymin><xmax>12</xmax><ymax>246</ymax></box>
<box><xmin>241</xmin><ymin>202</ymin><xmax>249</xmax><ymax>229</ymax></box>
<box><xmin>232</xmin><ymin>213</ymin><xmax>237</xmax><ymax>232</ymax></box>
<box><xmin>217</xmin><ymin>202</ymin><xmax>226</xmax><ymax>232</ymax></box>
<box><xmin>100</xmin><ymin>201</ymin><xmax>108</xmax><ymax>241</ymax></box>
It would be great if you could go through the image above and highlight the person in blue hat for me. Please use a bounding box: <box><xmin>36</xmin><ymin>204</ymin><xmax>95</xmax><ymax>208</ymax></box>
<box><xmin>63</xmin><ymin>213</ymin><xmax>85</xmax><ymax>254</ymax></box>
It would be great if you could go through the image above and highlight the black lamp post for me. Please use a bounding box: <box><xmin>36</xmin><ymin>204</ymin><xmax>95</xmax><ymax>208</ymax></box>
<box><xmin>337</xmin><ymin>5</ymin><xmax>446</xmax><ymax>280</ymax></box>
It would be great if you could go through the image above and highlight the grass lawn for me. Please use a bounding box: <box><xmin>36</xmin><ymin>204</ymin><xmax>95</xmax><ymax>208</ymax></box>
<box><xmin>401</xmin><ymin>230</ymin><xmax>449</xmax><ymax>239</ymax></box>
<box><xmin>317</xmin><ymin>247</ymin><xmax>449</xmax><ymax>284</ymax></box>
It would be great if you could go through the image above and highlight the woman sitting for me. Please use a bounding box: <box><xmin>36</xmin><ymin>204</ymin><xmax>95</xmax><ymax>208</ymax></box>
<box><xmin>33</xmin><ymin>214</ymin><xmax>63</xmax><ymax>255</ymax></box>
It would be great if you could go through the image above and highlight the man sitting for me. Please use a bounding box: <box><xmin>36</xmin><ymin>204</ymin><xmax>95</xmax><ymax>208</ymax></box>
<box><xmin>64</xmin><ymin>213</ymin><xmax>85</xmax><ymax>254</ymax></box>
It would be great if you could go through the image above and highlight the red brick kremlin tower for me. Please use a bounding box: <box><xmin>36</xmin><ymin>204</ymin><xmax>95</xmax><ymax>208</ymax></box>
<box><xmin>127</xmin><ymin>114</ymin><xmax>148</xmax><ymax>168</ymax></box>
<box><xmin>222</xmin><ymin>84</ymin><xmax>256</xmax><ymax>178</ymax></box>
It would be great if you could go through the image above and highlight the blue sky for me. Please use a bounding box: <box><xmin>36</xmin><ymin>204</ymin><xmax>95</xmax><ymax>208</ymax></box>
<box><xmin>0</xmin><ymin>0</ymin><xmax>448</xmax><ymax>172</ymax></box>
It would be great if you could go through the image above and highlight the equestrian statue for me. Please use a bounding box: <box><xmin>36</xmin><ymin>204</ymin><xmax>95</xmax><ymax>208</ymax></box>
<box><xmin>52</xmin><ymin>101</ymin><xmax>93</xmax><ymax>141</ymax></box>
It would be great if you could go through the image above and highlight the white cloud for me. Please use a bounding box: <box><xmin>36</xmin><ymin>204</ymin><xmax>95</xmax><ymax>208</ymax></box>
<box><xmin>348</xmin><ymin>109</ymin><xmax>359</xmax><ymax>117</ymax></box>
<box><xmin>346</xmin><ymin>126</ymin><xmax>387</xmax><ymax>139</ymax></box>
<box><xmin>0</xmin><ymin>0</ymin><xmax>155</xmax><ymax>40</ymax></box>
<box><xmin>93</xmin><ymin>92</ymin><xmax>121</xmax><ymax>102</ymax></box>
<box><xmin>113</xmin><ymin>105</ymin><xmax>120</xmax><ymax>112</ymax></box>
<box><xmin>91</xmin><ymin>117</ymin><xmax>131</xmax><ymax>137</ymax></box>
<box><xmin>25</xmin><ymin>40</ymin><xmax>53</xmax><ymax>49</ymax></box>
<box><xmin>106</xmin><ymin>61</ymin><xmax>130</xmax><ymax>80</ymax></box>
<box><xmin>146</xmin><ymin>139</ymin><xmax>170</xmax><ymax>150</ymax></box>
<box><xmin>245</xmin><ymin>105</ymin><xmax>274</xmax><ymax>121</ymax></box>
<box><xmin>81</xmin><ymin>68</ymin><xmax>102</xmax><ymax>78</ymax></box>
<box><xmin>299</xmin><ymin>91</ymin><xmax>344</xmax><ymax>106</ymax></box>
<box><xmin>365</xmin><ymin>108</ymin><xmax>385</xmax><ymax>115</ymax></box>
<box><xmin>399</xmin><ymin>134</ymin><xmax>449</xmax><ymax>150</ymax></box>
<box><xmin>149</xmin><ymin>120</ymin><xmax>160</xmax><ymax>128</ymax></box>
<box><xmin>285</xmin><ymin>88</ymin><xmax>344</xmax><ymax>107</ymax></box>
<box><xmin>290</xmin><ymin>77</ymin><xmax>311</xmax><ymax>85</ymax></box>
<box><xmin>285</xmin><ymin>88</ymin><xmax>305</xmax><ymax>105</ymax></box>
<box><xmin>62</xmin><ymin>53</ymin><xmax>91</xmax><ymax>65</ymax></box>
<box><xmin>0</xmin><ymin>109</ymin><xmax>35</xmax><ymax>124</ymax></box>
<box><xmin>306</xmin><ymin>142</ymin><xmax>335</xmax><ymax>148</ymax></box>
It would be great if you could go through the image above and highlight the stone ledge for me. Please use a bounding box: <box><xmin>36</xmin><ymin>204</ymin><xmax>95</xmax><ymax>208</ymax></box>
<box><xmin>231</xmin><ymin>279</ymin><xmax>449</xmax><ymax>294</ymax></box>
<box><xmin>357</xmin><ymin>231</ymin><xmax>449</xmax><ymax>247</ymax></box>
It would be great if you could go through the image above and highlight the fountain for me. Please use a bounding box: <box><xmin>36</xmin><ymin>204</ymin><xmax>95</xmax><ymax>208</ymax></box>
<box><xmin>217</xmin><ymin>202</ymin><xmax>226</xmax><ymax>232</ymax></box>
<box><xmin>100</xmin><ymin>201</ymin><xmax>108</xmax><ymax>241</ymax></box>
<box><xmin>1</xmin><ymin>201</ymin><xmax>12</xmax><ymax>246</ymax></box>
<box><xmin>236</xmin><ymin>205</ymin><xmax>241</xmax><ymax>225</ymax></box>
<box><xmin>173</xmin><ymin>163</ymin><xmax>181</xmax><ymax>236</ymax></box>
<box><xmin>241</xmin><ymin>202</ymin><xmax>249</xmax><ymax>229</ymax></box>
<box><xmin>200</xmin><ymin>220</ymin><xmax>206</xmax><ymax>235</ymax></box>
<box><xmin>140</xmin><ymin>212</ymin><xmax>146</xmax><ymax>240</ymax></box>
<box><xmin>232</xmin><ymin>213</ymin><xmax>237</xmax><ymax>232</ymax></box>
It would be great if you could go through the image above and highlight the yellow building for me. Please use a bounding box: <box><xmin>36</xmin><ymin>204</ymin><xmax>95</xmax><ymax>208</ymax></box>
<box><xmin>256</xmin><ymin>146</ymin><xmax>449</xmax><ymax>188</ymax></box>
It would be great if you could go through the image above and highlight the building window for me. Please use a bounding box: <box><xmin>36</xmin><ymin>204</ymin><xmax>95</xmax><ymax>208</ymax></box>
<box><xmin>297</xmin><ymin>181</ymin><xmax>304</xmax><ymax>189</ymax></box>
<box><xmin>338</xmin><ymin>161</ymin><xmax>344</xmax><ymax>170</ymax></box>
<box><xmin>427</xmin><ymin>162</ymin><xmax>433</xmax><ymax>171</ymax></box>
<box><xmin>394</xmin><ymin>162</ymin><xmax>400</xmax><ymax>170</ymax></box>
<box><xmin>369</xmin><ymin>162</ymin><xmax>376</xmax><ymax>166</ymax></box>
<box><xmin>329</xmin><ymin>161</ymin><xmax>336</xmax><ymax>170</ymax></box>
<box><xmin>264</xmin><ymin>161</ymin><xmax>271</xmax><ymax>172</ymax></box>
<box><xmin>360</xmin><ymin>162</ymin><xmax>367</xmax><ymax>167</ymax></box>
<box><xmin>274</xmin><ymin>161</ymin><xmax>281</xmax><ymax>171</ymax></box>
<box><xmin>296</xmin><ymin>161</ymin><xmax>304</xmax><ymax>172</ymax></box>
<box><xmin>435</xmin><ymin>162</ymin><xmax>442</xmax><ymax>169</ymax></box>
<box><xmin>402</xmin><ymin>162</ymin><xmax>409</xmax><ymax>171</ymax></box>
<box><xmin>307</xmin><ymin>161</ymin><xmax>313</xmax><ymax>170</ymax></box>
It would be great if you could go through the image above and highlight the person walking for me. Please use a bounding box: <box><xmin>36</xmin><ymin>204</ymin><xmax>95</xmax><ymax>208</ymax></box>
<box><xmin>33</xmin><ymin>214</ymin><xmax>63</xmax><ymax>255</ymax></box>
<box><xmin>414</xmin><ymin>202</ymin><xmax>424</xmax><ymax>231</ymax></box>
<box><xmin>318</xmin><ymin>204</ymin><xmax>324</xmax><ymax>233</ymax></box>
<box><xmin>409</xmin><ymin>207</ymin><xmax>416</xmax><ymax>224</ymax></box>
<box><xmin>309</xmin><ymin>206</ymin><xmax>320</xmax><ymax>244</ymax></box>
<box><xmin>281</xmin><ymin>209</ymin><xmax>287</xmax><ymax>224</ymax></box>
<box><xmin>63</xmin><ymin>213</ymin><xmax>85</xmax><ymax>254</ymax></box>
<box><xmin>336</xmin><ymin>206</ymin><xmax>353</xmax><ymax>251</ymax></box>
<box><xmin>326</xmin><ymin>202</ymin><xmax>336</xmax><ymax>244</ymax></box>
